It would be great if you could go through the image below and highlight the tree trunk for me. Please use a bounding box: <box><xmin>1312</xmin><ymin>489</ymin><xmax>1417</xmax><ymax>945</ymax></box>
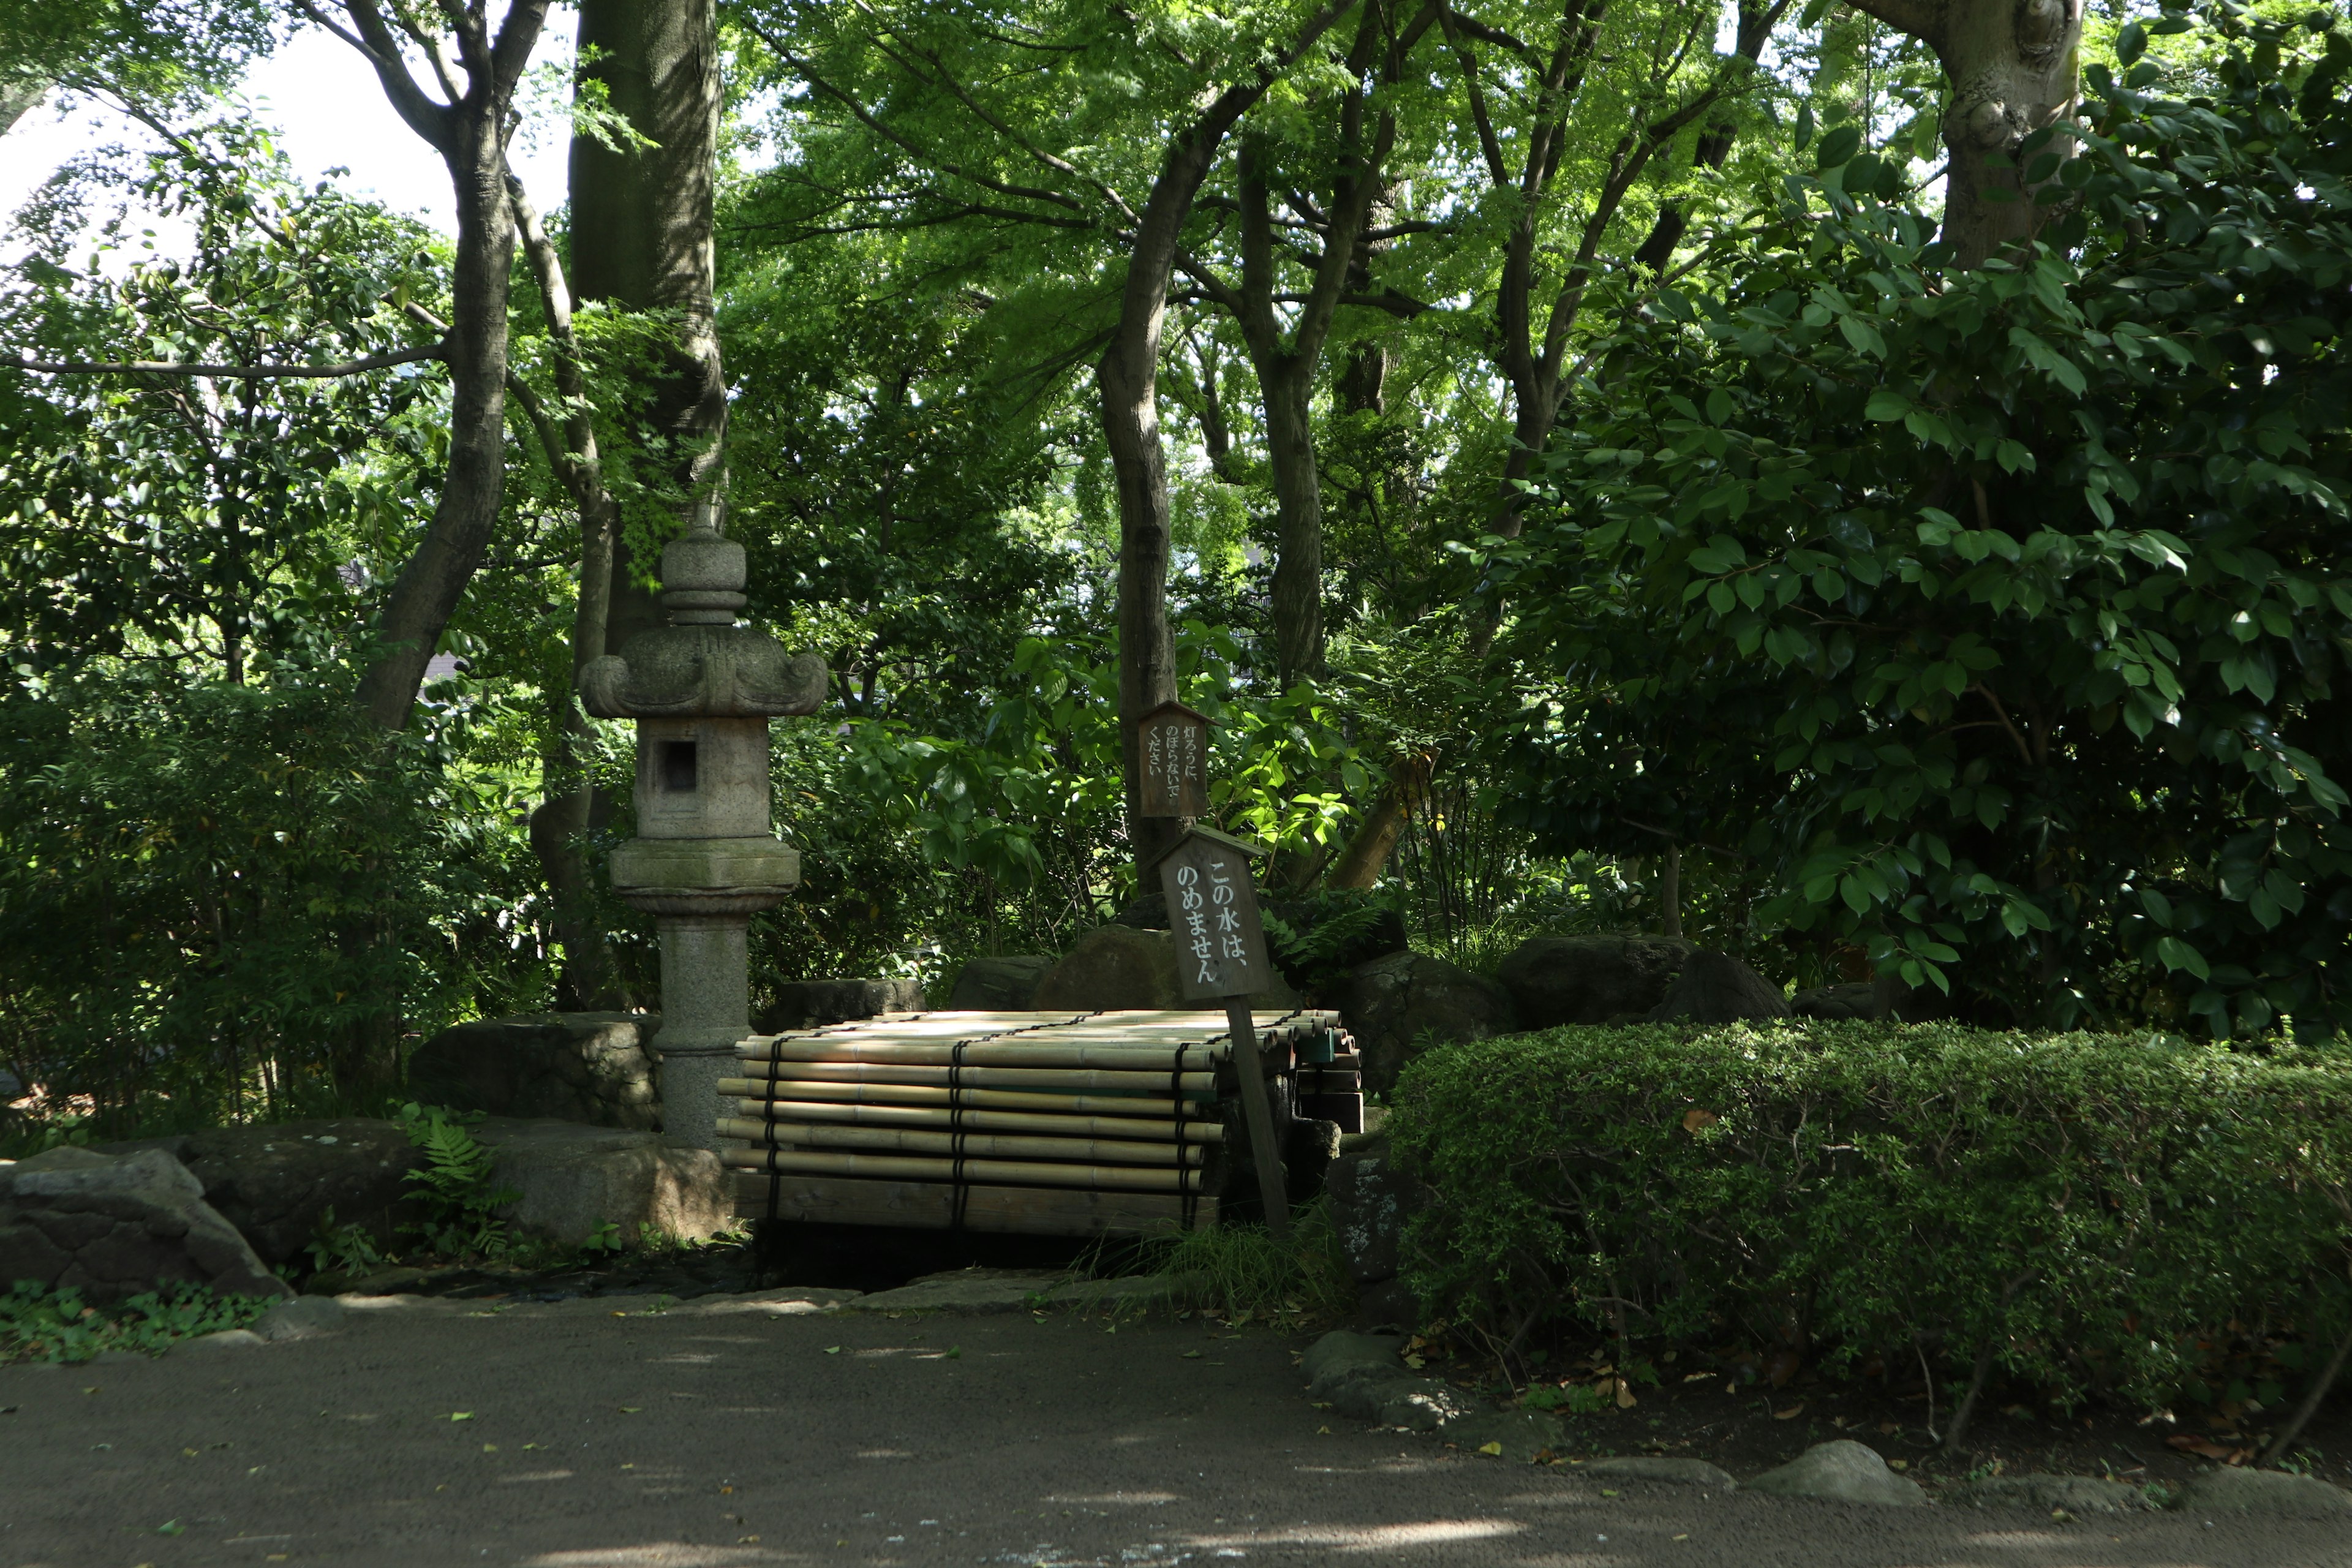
<box><xmin>570</xmin><ymin>0</ymin><xmax>728</xmax><ymax>647</ymax></box>
<box><xmin>1101</xmin><ymin>3</ymin><xmax>1357</xmax><ymax>877</ymax></box>
<box><xmin>355</xmin><ymin>105</ymin><xmax>527</xmax><ymax>730</ymax></box>
<box><xmin>1844</xmin><ymin>0</ymin><xmax>2081</xmax><ymax>268</ymax></box>
<box><xmin>1262</xmin><ymin>356</ymin><xmax>1325</xmax><ymax>689</ymax></box>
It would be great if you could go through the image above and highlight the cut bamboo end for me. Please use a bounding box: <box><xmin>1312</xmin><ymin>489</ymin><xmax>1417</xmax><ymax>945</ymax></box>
<box><xmin>715</xmin><ymin>1117</ymin><xmax>1207</xmax><ymax>1166</ymax></box>
<box><xmin>725</xmin><ymin>1099</ymin><xmax>1227</xmax><ymax>1143</ymax></box>
<box><xmin>720</xmin><ymin>1146</ymin><xmax>1208</xmax><ymax>1193</ymax></box>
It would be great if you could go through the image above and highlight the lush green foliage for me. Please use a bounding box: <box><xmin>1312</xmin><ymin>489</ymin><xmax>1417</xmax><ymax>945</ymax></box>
<box><xmin>394</xmin><ymin>1102</ymin><xmax>522</xmax><ymax>1259</ymax></box>
<box><xmin>1392</xmin><ymin>1023</ymin><xmax>2352</xmax><ymax>1412</ymax></box>
<box><xmin>1494</xmin><ymin>12</ymin><xmax>2352</xmax><ymax>1030</ymax></box>
<box><xmin>0</xmin><ymin>1278</ymin><xmax>274</xmax><ymax>1364</ymax></box>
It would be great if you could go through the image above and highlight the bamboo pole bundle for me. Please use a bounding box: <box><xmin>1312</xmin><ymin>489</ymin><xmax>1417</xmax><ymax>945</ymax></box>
<box><xmin>722</xmin><ymin>1145</ymin><xmax>1207</xmax><ymax>1193</ymax></box>
<box><xmin>712</xmin><ymin>1079</ymin><xmax>1206</xmax><ymax>1118</ymax></box>
<box><xmin>725</xmin><ymin>1098</ymin><xmax>1227</xmax><ymax>1143</ymax></box>
<box><xmin>714</xmin><ymin>1117</ymin><xmax>1207</xmax><ymax>1166</ymax></box>
<box><xmin>729</xmin><ymin>1060</ymin><xmax>1218</xmax><ymax>1093</ymax></box>
<box><xmin>738</xmin><ymin>1038</ymin><xmax>1227</xmax><ymax>1069</ymax></box>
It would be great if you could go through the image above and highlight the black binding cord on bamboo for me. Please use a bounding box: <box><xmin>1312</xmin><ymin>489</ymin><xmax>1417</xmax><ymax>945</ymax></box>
<box><xmin>948</xmin><ymin>1038</ymin><xmax>970</xmax><ymax>1231</ymax></box>
<box><xmin>1171</xmin><ymin>1044</ymin><xmax>1194</xmax><ymax>1230</ymax></box>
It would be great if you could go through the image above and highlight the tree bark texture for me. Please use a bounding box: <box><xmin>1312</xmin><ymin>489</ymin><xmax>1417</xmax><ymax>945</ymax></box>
<box><xmin>1101</xmin><ymin>1</ymin><xmax>1359</xmax><ymax>876</ymax></box>
<box><xmin>325</xmin><ymin>0</ymin><xmax>549</xmax><ymax>729</ymax></box>
<box><xmin>1844</xmin><ymin>0</ymin><xmax>2082</xmax><ymax>267</ymax></box>
<box><xmin>570</xmin><ymin>0</ymin><xmax>728</xmax><ymax>652</ymax></box>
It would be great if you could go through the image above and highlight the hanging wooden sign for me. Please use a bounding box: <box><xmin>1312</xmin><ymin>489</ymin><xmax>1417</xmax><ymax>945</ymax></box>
<box><xmin>1155</xmin><ymin>827</ymin><xmax>1270</xmax><ymax>1000</ymax></box>
<box><xmin>1137</xmin><ymin>700</ymin><xmax>1212</xmax><ymax>819</ymax></box>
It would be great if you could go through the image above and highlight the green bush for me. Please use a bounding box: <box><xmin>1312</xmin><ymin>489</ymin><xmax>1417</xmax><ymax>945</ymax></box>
<box><xmin>0</xmin><ymin>1280</ymin><xmax>277</xmax><ymax>1364</ymax></box>
<box><xmin>1390</xmin><ymin>1022</ymin><xmax>2352</xmax><ymax>1412</ymax></box>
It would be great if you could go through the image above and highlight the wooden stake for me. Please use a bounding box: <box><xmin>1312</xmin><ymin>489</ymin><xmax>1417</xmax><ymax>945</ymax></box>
<box><xmin>1226</xmin><ymin>997</ymin><xmax>1290</xmax><ymax>1240</ymax></box>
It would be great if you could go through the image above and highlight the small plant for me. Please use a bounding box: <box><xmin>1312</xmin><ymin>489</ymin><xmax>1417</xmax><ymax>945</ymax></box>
<box><xmin>0</xmin><ymin>1280</ymin><xmax>274</xmax><ymax>1364</ymax></box>
<box><xmin>1129</xmin><ymin>1202</ymin><xmax>1358</xmax><ymax>1327</ymax></box>
<box><xmin>304</xmin><ymin>1206</ymin><xmax>386</xmax><ymax>1278</ymax></box>
<box><xmin>581</xmin><ymin>1220</ymin><xmax>625</xmax><ymax>1257</ymax></box>
<box><xmin>394</xmin><ymin>1102</ymin><xmax>519</xmax><ymax>1259</ymax></box>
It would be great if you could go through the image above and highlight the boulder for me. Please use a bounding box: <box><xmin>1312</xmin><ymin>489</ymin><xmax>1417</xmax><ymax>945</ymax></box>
<box><xmin>1947</xmin><ymin>1474</ymin><xmax>2152</xmax><ymax>1513</ymax></box>
<box><xmin>1443</xmin><ymin>1408</ymin><xmax>1569</xmax><ymax>1461</ymax></box>
<box><xmin>1336</xmin><ymin>951</ymin><xmax>1516</xmax><ymax>1096</ymax></box>
<box><xmin>755</xmin><ymin>978</ymin><xmax>922</xmax><ymax>1034</ymax></box>
<box><xmin>1646</xmin><ymin>951</ymin><xmax>1792</xmax><ymax>1024</ymax></box>
<box><xmin>1791</xmin><ymin>982</ymin><xmax>1882</xmax><ymax>1020</ymax></box>
<box><xmin>407</xmin><ymin>1012</ymin><xmax>661</xmax><ymax>1129</ymax></box>
<box><xmin>1302</xmin><ymin>1329</ymin><xmax>1404</xmax><ymax>1388</ymax></box>
<box><xmin>2176</xmin><ymin>1468</ymin><xmax>2352</xmax><ymax>1516</ymax></box>
<box><xmin>470</xmin><ymin>1118</ymin><xmax>731</xmax><ymax>1250</ymax></box>
<box><xmin>944</xmin><ymin>956</ymin><xmax>1055</xmax><ymax>1011</ymax></box>
<box><xmin>0</xmin><ymin>1147</ymin><xmax>292</xmax><ymax>1305</ymax></box>
<box><xmin>1583</xmin><ymin>1457</ymin><xmax>1739</xmax><ymax>1490</ymax></box>
<box><xmin>1743</xmin><ymin>1441</ymin><xmax>1924</xmax><ymax>1506</ymax></box>
<box><xmin>1496</xmin><ymin>937</ymin><xmax>1691</xmax><ymax>1027</ymax></box>
<box><xmin>106</xmin><ymin>1119</ymin><xmax>423</xmax><ymax>1267</ymax></box>
<box><xmin>1300</xmin><ymin>1332</ymin><xmax>1468</xmax><ymax>1432</ymax></box>
<box><xmin>1033</xmin><ymin>926</ymin><xmax>1302</xmax><ymax>1013</ymax></box>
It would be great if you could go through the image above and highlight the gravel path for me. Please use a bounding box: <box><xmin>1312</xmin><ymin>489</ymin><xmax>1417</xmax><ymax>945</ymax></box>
<box><xmin>4</xmin><ymin>1291</ymin><xmax>2345</xmax><ymax>1567</ymax></box>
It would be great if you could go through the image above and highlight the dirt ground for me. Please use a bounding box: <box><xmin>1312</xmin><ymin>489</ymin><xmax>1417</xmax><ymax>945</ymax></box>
<box><xmin>6</xmin><ymin>1287</ymin><xmax>2351</xmax><ymax>1568</ymax></box>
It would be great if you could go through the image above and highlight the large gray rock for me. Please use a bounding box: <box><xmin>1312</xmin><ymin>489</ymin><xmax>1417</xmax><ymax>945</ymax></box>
<box><xmin>407</xmin><ymin>1013</ymin><xmax>661</xmax><ymax>1129</ymax></box>
<box><xmin>470</xmin><ymin>1118</ymin><xmax>731</xmax><ymax>1249</ymax></box>
<box><xmin>1496</xmin><ymin>936</ymin><xmax>1691</xmax><ymax>1027</ymax></box>
<box><xmin>1336</xmin><ymin>951</ymin><xmax>1516</xmax><ymax>1096</ymax></box>
<box><xmin>1744</xmin><ymin>1441</ymin><xmax>1925</xmax><ymax>1506</ymax></box>
<box><xmin>0</xmin><ymin>1147</ymin><xmax>292</xmax><ymax>1305</ymax></box>
<box><xmin>945</xmin><ymin>956</ymin><xmax>1055</xmax><ymax>1011</ymax></box>
<box><xmin>755</xmin><ymin>978</ymin><xmax>922</xmax><ymax>1034</ymax></box>
<box><xmin>106</xmin><ymin>1120</ymin><xmax>423</xmax><ymax>1267</ymax></box>
<box><xmin>1302</xmin><ymin>1329</ymin><xmax>1403</xmax><ymax>1388</ymax></box>
<box><xmin>1583</xmin><ymin>1456</ymin><xmax>1739</xmax><ymax>1490</ymax></box>
<box><xmin>1443</xmin><ymin>1408</ymin><xmax>1568</xmax><ymax>1461</ymax></box>
<box><xmin>1790</xmin><ymin>982</ymin><xmax>1882</xmax><ymax>1020</ymax></box>
<box><xmin>1947</xmin><ymin>1474</ymin><xmax>2152</xmax><ymax>1513</ymax></box>
<box><xmin>1646</xmin><ymin>951</ymin><xmax>1792</xmax><ymax>1024</ymax></box>
<box><xmin>1034</xmin><ymin>926</ymin><xmax>1300</xmax><ymax>1013</ymax></box>
<box><xmin>2176</xmin><ymin>1468</ymin><xmax>2352</xmax><ymax>1516</ymax></box>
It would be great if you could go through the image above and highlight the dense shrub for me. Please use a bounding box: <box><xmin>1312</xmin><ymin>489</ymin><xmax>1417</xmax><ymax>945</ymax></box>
<box><xmin>1390</xmin><ymin>1023</ymin><xmax>2352</xmax><ymax>1412</ymax></box>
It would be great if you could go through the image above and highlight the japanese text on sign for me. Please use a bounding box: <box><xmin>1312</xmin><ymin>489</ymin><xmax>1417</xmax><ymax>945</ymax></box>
<box><xmin>1156</xmin><ymin>834</ymin><xmax>1269</xmax><ymax>998</ymax></box>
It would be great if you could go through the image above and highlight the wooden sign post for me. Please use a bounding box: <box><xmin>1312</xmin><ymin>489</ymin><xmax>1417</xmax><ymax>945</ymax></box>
<box><xmin>1137</xmin><ymin>700</ymin><xmax>1212</xmax><ymax>820</ymax></box>
<box><xmin>1155</xmin><ymin>826</ymin><xmax>1289</xmax><ymax>1240</ymax></box>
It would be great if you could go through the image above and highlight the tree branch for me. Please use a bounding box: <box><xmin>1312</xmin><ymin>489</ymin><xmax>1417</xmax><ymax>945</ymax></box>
<box><xmin>12</xmin><ymin>342</ymin><xmax>448</xmax><ymax>377</ymax></box>
<box><xmin>1841</xmin><ymin>0</ymin><xmax>1943</xmax><ymax>45</ymax></box>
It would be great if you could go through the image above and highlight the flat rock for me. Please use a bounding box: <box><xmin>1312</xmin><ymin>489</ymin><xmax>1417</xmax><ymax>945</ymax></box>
<box><xmin>471</xmin><ymin>1118</ymin><xmax>731</xmax><ymax>1250</ymax></box>
<box><xmin>1302</xmin><ymin>1330</ymin><xmax>1404</xmax><ymax>1388</ymax></box>
<box><xmin>1947</xmin><ymin>1474</ymin><xmax>2152</xmax><ymax>1513</ymax></box>
<box><xmin>1336</xmin><ymin>951</ymin><xmax>1516</xmax><ymax>1096</ymax></box>
<box><xmin>1647</xmin><ymin>951</ymin><xmax>1792</xmax><ymax>1024</ymax></box>
<box><xmin>252</xmin><ymin>1295</ymin><xmax>347</xmax><ymax>1343</ymax></box>
<box><xmin>945</xmin><ymin>956</ymin><xmax>1055</xmax><ymax>1011</ymax></box>
<box><xmin>1496</xmin><ymin>936</ymin><xmax>1691</xmax><ymax>1027</ymax></box>
<box><xmin>182</xmin><ymin>1329</ymin><xmax>265</xmax><ymax>1351</ymax></box>
<box><xmin>756</xmin><ymin>979</ymin><xmax>922</xmax><ymax>1034</ymax></box>
<box><xmin>850</xmin><ymin>1268</ymin><xmax>1064</xmax><ymax>1314</ymax></box>
<box><xmin>1443</xmin><ymin>1408</ymin><xmax>1569</xmax><ymax>1462</ymax></box>
<box><xmin>1582</xmin><ymin>1456</ymin><xmax>1739</xmax><ymax>1490</ymax></box>
<box><xmin>1744</xmin><ymin>1440</ymin><xmax>1925</xmax><ymax>1506</ymax></box>
<box><xmin>688</xmin><ymin>1288</ymin><xmax>864</xmax><ymax>1316</ymax></box>
<box><xmin>104</xmin><ymin>1118</ymin><xmax>424</xmax><ymax>1267</ymax></box>
<box><xmin>2177</xmin><ymin>1467</ymin><xmax>2352</xmax><ymax>1516</ymax></box>
<box><xmin>407</xmin><ymin>1012</ymin><xmax>662</xmax><ymax>1130</ymax></box>
<box><xmin>0</xmin><ymin>1147</ymin><xmax>291</xmax><ymax>1306</ymax></box>
<box><xmin>1034</xmin><ymin>926</ymin><xmax>1301</xmax><ymax>1012</ymax></box>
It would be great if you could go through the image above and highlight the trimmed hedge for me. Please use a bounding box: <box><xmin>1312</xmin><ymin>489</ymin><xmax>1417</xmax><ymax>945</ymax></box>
<box><xmin>1389</xmin><ymin>1023</ymin><xmax>2352</xmax><ymax>1411</ymax></box>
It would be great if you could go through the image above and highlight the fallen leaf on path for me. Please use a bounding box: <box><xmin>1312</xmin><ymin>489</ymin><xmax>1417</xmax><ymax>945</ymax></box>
<box><xmin>1888</xmin><ymin>1460</ymin><xmax>1909</xmax><ymax>1471</ymax></box>
<box><xmin>619</xmin><ymin>1407</ymin><xmax>642</xmax><ymax>1414</ymax></box>
<box><xmin>1403</xmin><ymin>1354</ymin><xmax>1427</xmax><ymax>1369</ymax></box>
<box><xmin>1673</xmin><ymin>1533</ymin><xmax>1691</xmax><ymax>1541</ymax></box>
<box><xmin>1183</xmin><ymin>1351</ymin><xmax>1202</xmax><ymax>1359</ymax></box>
<box><xmin>1877</xmin><ymin>1422</ymin><xmax>1901</xmax><ymax>1435</ymax></box>
<box><xmin>1477</xmin><ymin>1442</ymin><xmax>1504</xmax><ymax>1455</ymax></box>
<box><xmin>1615</xmin><ymin>1379</ymin><xmax>1637</xmax><ymax>1409</ymax></box>
<box><xmin>823</xmin><ymin>1346</ymin><xmax>842</xmax><ymax>1355</ymax></box>
<box><xmin>446</xmin><ymin>1412</ymin><xmax>473</xmax><ymax>1422</ymax></box>
<box><xmin>483</xmin><ymin>1444</ymin><xmax>498</xmax><ymax>1453</ymax></box>
<box><xmin>737</xmin><ymin>1536</ymin><xmax>760</xmax><ymax>1544</ymax></box>
<box><xmin>1316</xmin><ymin>1425</ymin><xmax>1332</xmax><ymax>1435</ymax></box>
<box><xmin>2166</xmin><ymin>1434</ymin><xmax>2251</xmax><ymax>1463</ymax></box>
<box><xmin>1600</xmin><ymin>1488</ymin><xmax>1620</xmax><ymax>1497</ymax></box>
<box><xmin>155</xmin><ymin>1521</ymin><xmax>184</xmax><ymax>1536</ymax></box>
<box><xmin>1682</xmin><ymin>1372</ymin><xmax>1713</xmax><ymax>1384</ymax></box>
<box><xmin>1773</xmin><ymin>1403</ymin><xmax>1805</xmax><ymax>1420</ymax></box>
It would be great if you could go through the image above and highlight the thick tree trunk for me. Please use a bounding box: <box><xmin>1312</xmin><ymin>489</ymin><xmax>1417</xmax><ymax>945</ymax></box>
<box><xmin>570</xmin><ymin>0</ymin><xmax>728</xmax><ymax>648</ymax></box>
<box><xmin>1262</xmin><ymin>358</ymin><xmax>1326</xmax><ymax>689</ymax></box>
<box><xmin>356</xmin><ymin>98</ymin><xmax>529</xmax><ymax>729</ymax></box>
<box><xmin>1101</xmin><ymin>2</ymin><xmax>1357</xmax><ymax>877</ymax></box>
<box><xmin>1845</xmin><ymin>0</ymin><xmax>2081</xmax><ymax>268</ymax></box>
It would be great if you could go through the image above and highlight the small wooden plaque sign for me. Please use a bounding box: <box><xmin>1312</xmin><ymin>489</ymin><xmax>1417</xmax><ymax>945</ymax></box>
<box><xmin>1137</xmin><ymin>701</ymin><xmax>1211</xmax><ymax>819</ymax></box>
<box><xmin>1157</xmin><ymin>829</ymin><xmax>1270</xmax><ymax>999</ymax></box>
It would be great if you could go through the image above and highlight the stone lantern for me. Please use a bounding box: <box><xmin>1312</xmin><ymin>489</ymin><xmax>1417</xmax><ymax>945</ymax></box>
<box><xmin>579</xmin><ymin>505</ymin><xmax>826</xmax><ymax>1152</ymax></box>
